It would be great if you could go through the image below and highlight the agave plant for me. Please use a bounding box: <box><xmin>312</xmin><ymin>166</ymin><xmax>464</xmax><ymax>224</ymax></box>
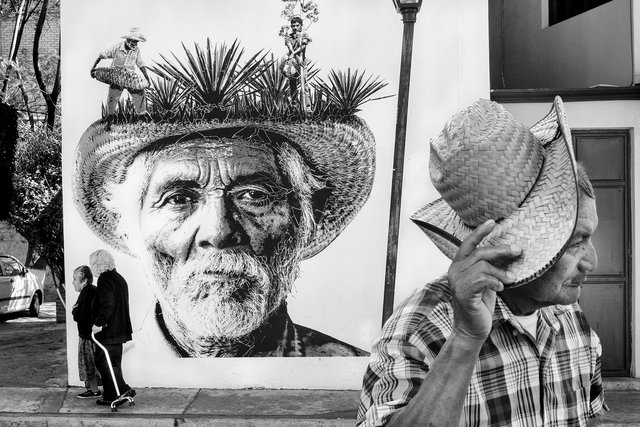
<box><xmin>313</xmin><ymin>68</ymin><xmax>389</xmax><ymax>116</ymax></box>
<box><xmin>146</xmin><ymin>76</ymin><xmax>192</xmax><ymax>118</ymax></box>
<box><xmin>152</xmin><ymin>38</ymin><xmax>271</xmax><ymax>118</ymax></box>
<box><xmin>248</xmin><ymin>54</ymin><xmax>320</xmax><ymax>112</ymax></box>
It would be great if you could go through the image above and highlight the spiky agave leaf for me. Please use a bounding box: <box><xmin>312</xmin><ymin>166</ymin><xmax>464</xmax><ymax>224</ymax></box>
<box><xmin>313</xmin><ymin>68</ymin><xmax>389</xmax><ymax>116</ymax></box>
<box><xmin>153</xmin><ymin>38</ymin><xmax>271</xmax><ymax>117</ymax></box>
<box><xmin>146</xmin><ymin>75</ymin><xmax>192</xmax><ymax>116</ymax></box>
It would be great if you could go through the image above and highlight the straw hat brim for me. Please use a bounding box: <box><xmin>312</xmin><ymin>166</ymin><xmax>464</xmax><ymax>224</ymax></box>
<box><xmin>73</xmin><ymin>117</ymin><xmax>376</xmax><ymax>260</ymax></box>
<box><xmin>410</xmin><ymin>96</ymin><xmax>577</xmax><ymax>287</ymax></box>
<box><xmin>122</xmin><ymin>34</ymin><xmax>146</xmax><ymax>42</ymax></box>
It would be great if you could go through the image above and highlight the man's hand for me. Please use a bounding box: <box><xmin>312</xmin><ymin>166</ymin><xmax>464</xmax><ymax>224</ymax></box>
<box><xmin>92</xmin><ymin>324</ymin><xmax>103</xmax><ymax>335</ymax></box>
<box><xmin>90</xmin><ymin>68</ymin><xmax>97</xmax><ymax>78</ymax></box>
<box><xmin>448</xmin><ymin>219</ymin><xmax>522</xmax><ymax>340</ymax></box>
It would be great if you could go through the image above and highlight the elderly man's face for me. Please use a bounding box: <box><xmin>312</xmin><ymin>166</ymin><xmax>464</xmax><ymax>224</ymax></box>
<box><xmin>508</xmin><ymin>193</ymin><xmax>598</xmax><ymax>309</ymax></box>
<box><xmin>138</xmin><ymin>138</ymin><xmax>302</xmax><ymax>341</ymax></box>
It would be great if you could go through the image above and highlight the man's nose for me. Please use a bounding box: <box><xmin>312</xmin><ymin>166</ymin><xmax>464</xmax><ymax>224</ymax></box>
<box><xmin>194</xmin><ymin>196</ymin><xmax>245</xmax><ymax>250</ymax></box>
<box><xmin>578</xmin><ymin>240</ymin><xmax>598</xmax><ymax>274</ymax></box>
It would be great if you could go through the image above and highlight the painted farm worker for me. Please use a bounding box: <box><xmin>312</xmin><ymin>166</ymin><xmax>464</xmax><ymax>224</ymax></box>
<box><xmin>71</xmin><ymin>265</ymin><xmax>101</xmax><ymax>399</ymax></box>
<box><xmin>358</xmin><ymin>97</ymin><xmax>607</xmax><ymax>426</ymax></box>
<box><xmin>90</xmin><ymin>27</ymin><xmax>151</xmax><ymax>116</ymax></box>
<box><xmin>73</xmin><ymin>112</ymin><xmax>375</xmax><ymax>358</ymax></box>
<box><xmin>282</xmin><ymin>16</ymin><xmax>312</xmax><ymax>108</ymax></box>
<box><xmin>90</xmin><ymin>249</ymin><xmax>135</xmax><ymax>406</ymax></box>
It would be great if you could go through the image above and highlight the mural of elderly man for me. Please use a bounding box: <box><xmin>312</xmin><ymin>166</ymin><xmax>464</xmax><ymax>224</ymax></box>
<box><xmin>73</xmin><ymin>69</ymin><xmax>379</xmax><ymax>357</ymax></box>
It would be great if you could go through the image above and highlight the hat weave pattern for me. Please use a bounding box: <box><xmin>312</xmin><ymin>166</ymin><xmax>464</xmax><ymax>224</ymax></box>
<box><xmin>73</xmin><ymin>117</ymin><xmax>375</xmax><ymax>260</ymax></box>
<box><xmin>411</xmin><ymin>96</ymin><xmax>577</xmax><ymax>287</ymax></box>
<box><xmin>430</xmin><ymin>99</ymin><xmax>544</xmax><ymax>227</ymax></box>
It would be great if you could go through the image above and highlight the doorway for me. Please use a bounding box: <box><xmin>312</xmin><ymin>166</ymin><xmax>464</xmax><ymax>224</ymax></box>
<box><xmin>573</xmin><ymin>129</ymin><xmax>631</xmax><ymax>376</ymax></box>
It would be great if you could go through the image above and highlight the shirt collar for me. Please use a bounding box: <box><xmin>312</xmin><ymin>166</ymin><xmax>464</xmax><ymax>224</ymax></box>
<box><xmin>492</xmin><ymin>296</ymin><xmax>570</xmax><ymax>335</ymax></box>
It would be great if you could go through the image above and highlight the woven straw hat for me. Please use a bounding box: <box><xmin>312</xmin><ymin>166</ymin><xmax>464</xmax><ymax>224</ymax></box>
<box><xmin>73</xmin><ymin>117</ymin><xmax>375</xmax><ymax>260</ymax></box>
<box><xmin>410</xmin><ymin>96</ymin><xmax>577</xmax><ymax>287</ymax></box>
<box><xmin>122</xmin><ymin>27</ymin><xmax>146</xmax><ymax>42</ymax></box>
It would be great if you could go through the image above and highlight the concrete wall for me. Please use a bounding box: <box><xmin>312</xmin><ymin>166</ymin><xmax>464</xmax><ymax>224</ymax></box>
<box><xmin>491</xmin><ymin>0</ymin><xmax>633</xmax><ymax>89</ymax></box>
<box><xmin>501</xmin><ymin>99</ymin><xmax>640</xmax><ymax>378</ymax></box>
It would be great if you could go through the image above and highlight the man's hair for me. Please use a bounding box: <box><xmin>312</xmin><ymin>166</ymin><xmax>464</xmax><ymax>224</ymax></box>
<box><xmin>74</xmin><ymin>265</ymin><xmax>93</xmax><ymax>286</ymax></box>
<box><xmin>290</xmin><ymin>16</ymin><xmax>303</xmax><ymax>26</ymax></box>
<box><xmin>90</xmin><ymin>249</ymin><xmax>116</xmax><ymax>274</ymax></box>
<box><xmin>104</xmin><ymin>138</ymin><xmax>324</xmax><ymax>256</ymax></box>
<box><xmin>576</xmin><ymin>163</ymin><xmax>595</xmax><ymax>200</ymax></box>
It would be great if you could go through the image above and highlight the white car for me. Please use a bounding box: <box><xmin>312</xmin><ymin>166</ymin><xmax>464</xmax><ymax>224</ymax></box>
<box><xmin>0</xmin><ymin>255</ymin><xmax>43</xmax><ymax>316</ymax></box>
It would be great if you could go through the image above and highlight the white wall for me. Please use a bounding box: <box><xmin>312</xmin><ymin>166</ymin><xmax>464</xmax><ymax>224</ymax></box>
<box><xmin>502</xmin><ymin>99</ymin><xmax>640</xmax><ymax>378</ymax></box>
<box><xmin>61</xmin><ymin>0</ymin><xmax>490</xmax><ymax>389</ymax></box>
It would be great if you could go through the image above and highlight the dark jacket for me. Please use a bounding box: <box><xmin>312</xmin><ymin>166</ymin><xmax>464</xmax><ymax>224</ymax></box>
<box><xmin>92</xmin><ymin>268</ymin><xmax>133</xmax><ymax>345</ymax></box>
<box><xmin>71</xmin><ymin>284</ymin><xmax>96</xmax><ymax>340</ymax></box>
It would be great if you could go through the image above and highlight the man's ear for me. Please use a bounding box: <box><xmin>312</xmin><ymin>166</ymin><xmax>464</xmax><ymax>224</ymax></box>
<box><xmin>311</xmin><ymin>187</ymin><xmax>332</xmax><ymax>224</ymax></box>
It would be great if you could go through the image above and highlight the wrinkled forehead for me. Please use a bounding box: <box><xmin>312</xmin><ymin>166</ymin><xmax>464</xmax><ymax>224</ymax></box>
<box><xmin>146</xmin><ymin>136</ymin><xmax>276</xmax><ymax>161</ymax></box>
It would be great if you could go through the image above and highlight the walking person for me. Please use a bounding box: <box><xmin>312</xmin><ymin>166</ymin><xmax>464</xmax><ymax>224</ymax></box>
<box><xmin>71</xmin><ymin>265</ymin><xmax>101</xmax><ymax>399</ymax></box>
<box><xmin>90</xmin><ymin>249</ymin><xmax>135</xmax><ymax>406</ymax></box>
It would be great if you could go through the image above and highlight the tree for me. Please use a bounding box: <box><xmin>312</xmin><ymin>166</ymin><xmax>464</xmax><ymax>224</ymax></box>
<box><xmin>10</xmin><ymin>120</ymin><xmax>61</xmax><ymax>268</ymax></box>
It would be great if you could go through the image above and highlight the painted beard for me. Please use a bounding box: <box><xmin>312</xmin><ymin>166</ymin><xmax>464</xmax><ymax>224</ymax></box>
<box><xmin>145</xmin><ymin>240</ymin><xmax>302</xmax><ymax>351</ymax></box>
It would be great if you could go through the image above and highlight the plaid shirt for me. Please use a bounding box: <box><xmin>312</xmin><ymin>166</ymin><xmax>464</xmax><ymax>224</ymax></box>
<box><xmin>357</xmin><ymin>279</ymin><xmax>606</xmax><ymax>426</ymax></box>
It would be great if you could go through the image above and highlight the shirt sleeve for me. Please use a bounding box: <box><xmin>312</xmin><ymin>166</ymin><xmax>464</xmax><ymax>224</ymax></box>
<box><xmin>357</xmin><ymin>300</ymin><xmax>433</xmax><ymax>426</ymax></box>
<box><xmin>589</xmin><ymin>333</ymin><xmax>608</xmax><ymax>416</ymax></box>
<box><xmin>99</xmin><ymin>43</ymin><xmax>119</xmax><ymax>59</ymax></box>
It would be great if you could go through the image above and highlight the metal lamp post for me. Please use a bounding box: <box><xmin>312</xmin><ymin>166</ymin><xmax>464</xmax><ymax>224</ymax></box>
<box><xmin>382</xmin><ymin>0</ymin><xmax>423</xmax><ymax>325</ymax></box>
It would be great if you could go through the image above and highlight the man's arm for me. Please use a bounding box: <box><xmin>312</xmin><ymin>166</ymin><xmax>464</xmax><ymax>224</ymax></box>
<box><xmin>386</xmin><ymin>220</ymin><xmax>521</xmax><ymax>426</ymax></box>
<box><xmin>92</xmin><ymin>276</ymin><xmax>115</xmax><ymax>329</ymax></box>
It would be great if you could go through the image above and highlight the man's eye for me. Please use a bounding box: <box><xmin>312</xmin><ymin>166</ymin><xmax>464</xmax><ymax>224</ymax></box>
<box><xmin>163</xmin><ymin>193</ymin><xmax>196</xmax><ymax>206</ymax></box>
<box><xmin>235</xmin><ymin>189</ymin><xmax>269</xmax><ymax>202</ymax></box>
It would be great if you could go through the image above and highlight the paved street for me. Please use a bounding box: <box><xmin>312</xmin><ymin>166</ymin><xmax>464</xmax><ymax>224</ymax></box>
<box><xmin>0</xmin><ymin>302</ymin><xmax>67</xmax><ymax>387</ymax></box>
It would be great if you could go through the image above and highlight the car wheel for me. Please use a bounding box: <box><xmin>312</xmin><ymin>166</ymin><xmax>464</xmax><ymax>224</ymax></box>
<box><xmin>28</xmin><ymin>294</ymin><xmax>40</xmax><ymax>317</ymax></box>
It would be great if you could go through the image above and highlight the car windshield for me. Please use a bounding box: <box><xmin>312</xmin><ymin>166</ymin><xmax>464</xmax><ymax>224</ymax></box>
<box><xmin>0</xmin><ymin>256</ymin><xmax>23</xmax><ymax>276</ymax></box>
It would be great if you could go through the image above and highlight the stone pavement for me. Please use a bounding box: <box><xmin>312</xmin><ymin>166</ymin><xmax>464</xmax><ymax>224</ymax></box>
<box><xmin>0</xmin><ymin>383</ymin><xmax>638</xmax><ymax>426</ymax></box>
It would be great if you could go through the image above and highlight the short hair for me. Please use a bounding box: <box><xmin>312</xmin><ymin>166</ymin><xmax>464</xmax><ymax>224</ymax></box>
<box><xmin>90</xmin><ymin>249</ymin><xmax>116</xmax><ymax>274</ymax></box>
<box><xmin>290</xmin><ymin>16</ymin><xmax>303</xmax><ymax>25</ymax></box>
<box><xmin>576</xmin><ymin>163</ymin><xmax>595</xmax><ymax>200</ymax></box>
<box><xmin>74</xmin><ymin>265</ymin><xmax>93</xmax><ymax>286</ymax></box>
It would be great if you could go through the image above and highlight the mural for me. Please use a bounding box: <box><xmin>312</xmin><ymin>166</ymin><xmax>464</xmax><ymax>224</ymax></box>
<box><xmin>63</xmin><ymin>0</ymin><xmax>399</xmax><ymax>387</ymax></box>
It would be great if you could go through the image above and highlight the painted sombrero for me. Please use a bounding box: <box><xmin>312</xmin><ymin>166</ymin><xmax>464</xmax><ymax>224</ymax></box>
<box><xmin>410</xmin><ymin>96</ymin><xmax>577</xmax><ymax>287</ymax></box>
<box><xmin>73</xmin><ymin>116</ymin><xmax>375</xmax><ymax>260</ymax></box>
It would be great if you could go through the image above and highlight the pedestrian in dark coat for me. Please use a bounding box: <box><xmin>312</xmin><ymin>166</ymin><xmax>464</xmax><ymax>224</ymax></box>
<box><xmin>90</xmin><ymin>249</ymin><xmax>135</xmax><ymax>405</ymax></box>
<box><xmin>72</xmin><ymin>265</ymin><xmax>101</xmax><ymax>399</ymax></box>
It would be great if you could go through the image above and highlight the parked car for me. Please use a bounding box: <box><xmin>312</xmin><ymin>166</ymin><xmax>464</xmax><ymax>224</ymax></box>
<box><xmin>0</xmin><ymin>255</ymin><xmax>43</xmax><ymax>317</ymax></box>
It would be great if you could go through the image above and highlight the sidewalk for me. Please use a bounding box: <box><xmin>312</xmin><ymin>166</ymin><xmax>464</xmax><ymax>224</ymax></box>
<box><xmin>0</xmin><ymin>382</ymin><xmax>638</xmax><ymax>426</ymax></box>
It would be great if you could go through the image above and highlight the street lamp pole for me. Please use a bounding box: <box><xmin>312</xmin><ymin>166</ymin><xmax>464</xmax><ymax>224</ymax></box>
<box><xmin>382</xmin><ymin>0</ymin><xmax>422</xmax><ymax>325</ymax></box>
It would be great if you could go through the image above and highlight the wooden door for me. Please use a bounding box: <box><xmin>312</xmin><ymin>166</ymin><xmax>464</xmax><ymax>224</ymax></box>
<box><xmin>573</xmin><ymin>129</ymin><xmax>631</xmax><ymax>376</ymax></box>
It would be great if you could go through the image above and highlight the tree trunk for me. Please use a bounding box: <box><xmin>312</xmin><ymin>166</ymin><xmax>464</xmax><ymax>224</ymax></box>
<box><xmin>33</xmin><ymin>0</ymin><xmax>60</xmax><ymax>130</ymax></box>
<box><xmin>1</xmin><ymin>0</ymin><xmax>31</xmax><ymax>99</ymax></box>
<box><xmin>0</xmin><ymin>102</ymin><xmax>18</xmax><ymax>219</ymax></box>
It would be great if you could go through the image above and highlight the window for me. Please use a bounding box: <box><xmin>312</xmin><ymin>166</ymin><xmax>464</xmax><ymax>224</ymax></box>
<box><xmin>0</xmin><ymin>257</ymin><xmax>21</xmax><ymax>276</ymax></box>
<box><xmin>549</xmin><ymin>0</ymin><xmax>613</xmax><ymax>25</ymax></box>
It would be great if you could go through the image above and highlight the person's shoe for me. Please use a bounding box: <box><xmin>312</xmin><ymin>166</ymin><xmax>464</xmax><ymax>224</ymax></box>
<box><xmin>77</xmin><ymin>389</ymin><xmax>102</xmax><ymax>399</ymax></box>
<box><xmin>121</xmin><ymin>388</ymin><xmax>136</xmax><ymax>398</ymax></box>
<box><xmin>96</xmin><ymin>398</ymin><xmax>113</xmax><ymax>406</ymax></box>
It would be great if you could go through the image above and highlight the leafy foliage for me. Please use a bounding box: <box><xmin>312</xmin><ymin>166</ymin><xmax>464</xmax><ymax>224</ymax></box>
<box><xmin>151</xmin><ymin>38</ymin><xmax>270</xmax><ymax>119</ymax></box>
<box><xmin>146</xmin><ymin>75</ymin><xmax>193</xmax><ymax>119</ymax></box>
<box><xmin>108</xmin><ymin>40</ymin><xmax>388</xmax><ymax>125</ymax></box>
<box><xmin>314</xmin><ymin>68</ymin><xmax>389</xmax><ymax>116</ymax></box>
<box><xmin>10</xmin><ymin>121</ymin><xmax>61</xmax><ymax>267</ymax></box>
